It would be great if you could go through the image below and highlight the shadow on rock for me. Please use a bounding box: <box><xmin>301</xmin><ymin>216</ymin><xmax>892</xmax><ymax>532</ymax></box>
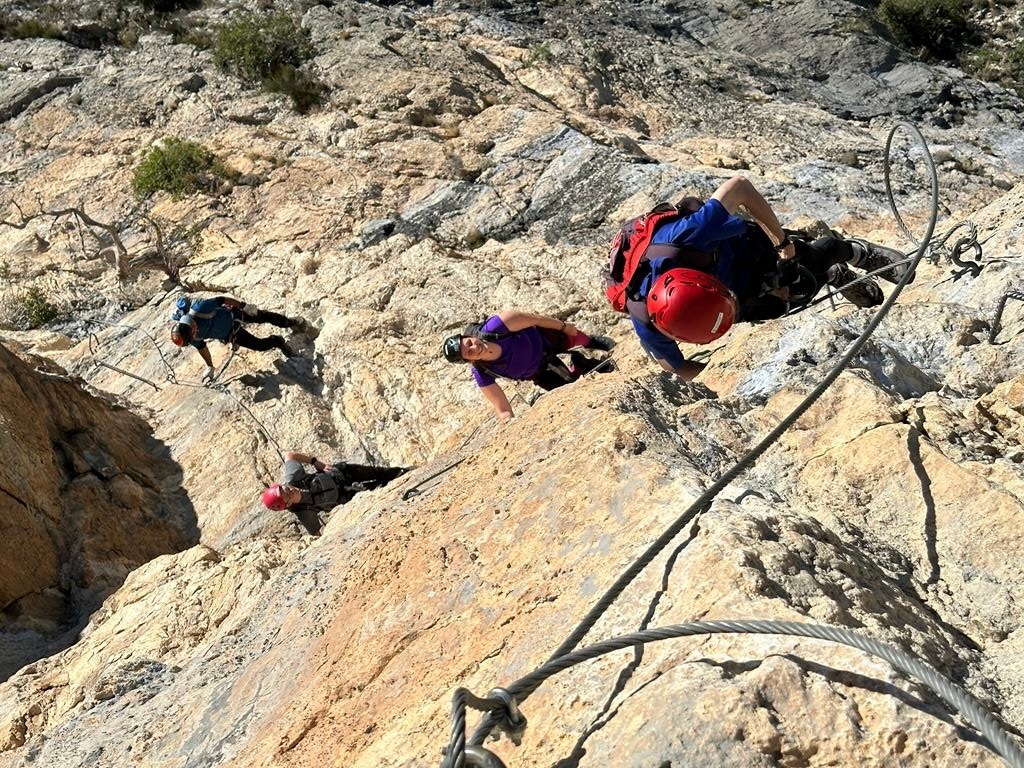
<box><xmin>232</xmin><ymin>352</ymin><xmax>326</xmax><ymax>402</ymax></box>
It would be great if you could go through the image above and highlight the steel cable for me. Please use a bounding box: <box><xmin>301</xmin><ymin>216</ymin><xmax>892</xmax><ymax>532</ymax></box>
<box><xmin>462</xmin><ymin>121</ymin><xmax>941</xmax><ymax>754</ymax></box>
<box><xmin>80</xmin><ymin>318</ymin><xmax>286</xmax><ymax>463</ymax></box>
<box><xmin>456</xmin><ymin>620</ymin><xmax>1024</xmax><ymax>768</ymax></box>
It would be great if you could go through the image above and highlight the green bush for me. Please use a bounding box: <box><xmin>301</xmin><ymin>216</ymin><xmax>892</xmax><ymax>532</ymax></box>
<box><xmin>523</xmin><ymin>43</ymin><xmax>553</xmax><ymax>67</ymax></box>
<box><xmin>877</xmin><ymin>0</ymin><xmax>972</xmax><ymax>60</ymax></box>
<box><xmin>213</xmin><ymin>12</ymin><xmax>326</xmax><ymax>112</ymax></box>
<box><xmin>132</xmin><ymin>138</ymin><xmax>234</xmax><ymax>200</ymax></box>
<box><xmin>11</xmin><ymin>18</ymin><xmax>61</xmax><ymax>39</ymax></box>
<box><xmin>263</xmin><ymin>64</ymin><xmax>327</xmax><ymax>113</ymax></box>
<box><xmin>22</xmin><ymin>287</ymin><xmax>60</xmax><ymax>329</ymax></box>
<box><xmin>213</xmin><ymin>12</ymin><xmax>314</xmax><ymax>83</ymax></box>
<box><xmin>965</xmin><ymin>41</ymin><xmax>1024</xmax><ymax>95</ymax></box>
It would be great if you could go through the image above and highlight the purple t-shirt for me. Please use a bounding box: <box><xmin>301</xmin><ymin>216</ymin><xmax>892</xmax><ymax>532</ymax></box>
<box><xmin>470</xmin><ymin>316</ymin><xmax>545</xmax><ymax>387</ymax></box>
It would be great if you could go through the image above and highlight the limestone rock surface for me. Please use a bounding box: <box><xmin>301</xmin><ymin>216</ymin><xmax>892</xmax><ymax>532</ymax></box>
<box><xmin>0</xmin><ymin>0</ymin><xmax>1022</xmax><ymax>766</ymax></box>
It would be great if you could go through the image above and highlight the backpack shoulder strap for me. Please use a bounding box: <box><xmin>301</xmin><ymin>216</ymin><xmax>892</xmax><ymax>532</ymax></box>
<box><xmin>465</xmin><ymin>319</ymin><xmax>509</xmax><ymax>343</ymax></box>
<box><xmin>605</xmin><ymin>203</ymin><xmax>692</xmax><ymax>312</ymax></box>
<box><xmin>188</xmin><ymin>300</ymin><xmax>219</xmax><ymax>321</ymax></box>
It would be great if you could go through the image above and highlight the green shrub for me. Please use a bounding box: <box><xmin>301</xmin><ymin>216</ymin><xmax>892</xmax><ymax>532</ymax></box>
<box><xmin>132</xmin><ymin>138</ymin><xmax>234</xmax><ymax>200</ymax></box>
<box><xmin>213</xmin><ymin>12</ymin><xmax>314</xmax><ymax>83</ymax></box>
<box><xmin>213</xmin><ymin>12</ymin><xmax>326</xmax><ymax>112</ymax></box>
<box><xmin>11</xmin><ymin>18</ymin><xmax>61</xmax><ymax>39</ymax></box>
<box><xmin>523</xmin><ymin>43</ymin><xmax>553</xmax><ymax>67</ymax></box>
<box><xmin>877</xmin><ymin>0</ymin><xmax>972</xmax><ymax>60</ymax></box>
<box><xmin>965</xmin><ymin>41</ymin><xmax>1024</xmax><ymax>95</ymax></box>
<box><xmin>263</xmin><ymin>64</ymin><xmax>327</xmax><ymax>113</ymax></box>
<box><xmin>22</xmin><ymin>286</ymin><xmax>60</xmax><ymax>329</ymax></box>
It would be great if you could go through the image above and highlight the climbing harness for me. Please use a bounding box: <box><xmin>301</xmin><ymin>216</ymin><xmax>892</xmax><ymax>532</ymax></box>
<box><xmin>989</xmin><ymin>289</ymin><xmax>1024</xmax><ymax>344</ymax></box>
<box><xmin>441</xmin><ymin>122</ymin><xmax>1022</xmax><ymax>768</ymax></box>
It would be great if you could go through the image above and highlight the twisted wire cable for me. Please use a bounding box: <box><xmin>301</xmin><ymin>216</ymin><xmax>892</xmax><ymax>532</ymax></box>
<box><xmin>478</xmin><ymin>620</ymin><xmax>1024</xmax><ymax>768</ymax></box>
<box><xmin>80</xmin><ymin>318</ymin><xmax>286</xmax><ymax>462</ymax></box>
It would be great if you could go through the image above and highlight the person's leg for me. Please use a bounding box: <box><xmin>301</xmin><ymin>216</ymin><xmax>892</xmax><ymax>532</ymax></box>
<box><xmin>793</xmin><ymin>236</ymin><xmax>849</xmax><ymax>274</ymax></box>
<box><xmin>798</xmin><ymin>237</ymin><xmax>882</xmax><ymax>308</ymax></box>
<box><xmin>233</xmin><ymin>327</ymin><xmax>292</xmax><ymax>355</ymax></box>
<box><xmin>801</xmin><ymin>235</ymin><xmax>910</xmax><ymax>283</ymax></box>
<box><xmin>340</xmin><ymin>464</ymin><xmax>410</xmax><ymax>490</ymax></box>
<box><xmin>569</xmin><ymin>350</ymin><xmax>613</xmax><ymax>376</ymax></box>
<box><xmin>846</xmin><ymin>238</ymin><xmax>914</xmax><ymax>283</ymax></box>
<box><xmin>249</xmin><ymin>308</ymin><xmax>306</xmax><ymax>330</ymax></box>
<box><xmin>532</xmin><ymin>356</ymin><xmax>575</xmax><ymax>390</ymax></box>
<box><xmin>539</xmin><ymin>327</ymin><xmax>572</xmax><ymax>353</ymax></box>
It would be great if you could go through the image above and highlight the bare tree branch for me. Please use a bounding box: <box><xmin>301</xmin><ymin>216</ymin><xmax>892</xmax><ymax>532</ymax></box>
<box><xmin>37</xmin><ymin>202</ymin><xmax>130</xmax><ymax>278</ymax></box>
<box><xmin>0</xmin><ymin>199</ymin><xmax>224</xmax><ymax>286</ymax></box>
<box><xmin>0</xmin><ymin>201</ymin><xmax>29</xmax><ymax>229</ymax></box>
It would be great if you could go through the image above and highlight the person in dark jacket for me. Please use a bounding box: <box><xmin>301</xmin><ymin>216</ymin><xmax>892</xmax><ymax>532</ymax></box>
<box><xmin>170</xmin><ymin>295</ymin><xmax>308</xmax><ymax>382</ymax></box>
<box><xmin>261</xmin><ymin>451</ymin><xmax>410</xmax><ymax>535</ymax></box>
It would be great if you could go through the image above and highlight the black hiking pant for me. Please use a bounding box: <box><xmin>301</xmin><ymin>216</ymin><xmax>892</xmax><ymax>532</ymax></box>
<box><xmin>229</xmin><ymin>309</ymin><xmax>295</xmax><ymax>353</ymax></box>
<box><xmin>335</xmin><ymin>464</ymin><xmax>410</xmax><ymax>492</ymax></box>
<box><xmin>529</xmin><ymin>328</ymin><xmax>606</xmax><ymax>391</ymax></box>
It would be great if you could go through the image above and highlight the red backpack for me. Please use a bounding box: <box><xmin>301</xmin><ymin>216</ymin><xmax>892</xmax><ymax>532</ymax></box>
<box><xmin>603</xmin><ymin>203</ymin><xmax>714</xmax><ymax>312</ymax></box>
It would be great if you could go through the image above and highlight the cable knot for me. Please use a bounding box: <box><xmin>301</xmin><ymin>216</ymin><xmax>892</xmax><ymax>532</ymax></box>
<box><xmin>486</xmin><ymin>688</ymin><xmax>527</xmax><ymax>746</ymax></box>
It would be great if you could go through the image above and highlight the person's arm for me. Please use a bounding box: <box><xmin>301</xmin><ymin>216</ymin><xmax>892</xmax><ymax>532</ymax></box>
<box><xmin>711</xmin><ymin>175</ymin><xmax>795</xmax><ymax>260</ymax></box>
<box><xmin>284</xmin><ymin>451</ymin><xmax>327</xmax><ymax>472</ymax></box>
<box><xmin>195</xmin><ymin>343</ymin><xmax>215</xmax><ymax>372</ymax></box>
<box><xmin>219</xmin><ymin>296</ymin><xmax>259</xmax><ymax>316</ymax></box>
<box><xmin>479</xmin><ymin>383</ymin><xmax>514</xmax><ymax>423</ymax></box>
<box><xmin>496</xmin><ymin>310</ymin><xmax>578</xmax><ymax>339</ymax></box>
<box><xmin>658</xmin><ymin>358</ymin><xmax>705</xmax><ymax>380</ymax></box>
<box><xmin>633</xmin><ymin>318</ymin><xmax>705</xmax><ymax>381</ymax></box>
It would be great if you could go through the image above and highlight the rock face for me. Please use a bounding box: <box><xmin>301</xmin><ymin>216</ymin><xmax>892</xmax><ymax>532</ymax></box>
<box><xmin>0</xmin><ymin>344</ymin><xmax>198</xmax><ymax>682</ymax></box>
<box><xmin>0</xmin><ymin>0</ymin><xmax>1023</xmax><ymax>766</ymax></box>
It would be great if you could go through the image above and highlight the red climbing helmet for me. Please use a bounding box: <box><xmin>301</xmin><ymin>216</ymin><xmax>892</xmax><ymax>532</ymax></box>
<box><xmin>170</xmin><ymin>321</ymin><xmax>194</xmax><ymax>347</ymax></box>
<box><xmin>646</xmin><ymin>268</ymin><xmax>737</xmax><ymax>344</ymax></box>
<box><xmin>262</xmin><ymin>483</ymin><xmax>288</xmax><ymax>511</ymax></box>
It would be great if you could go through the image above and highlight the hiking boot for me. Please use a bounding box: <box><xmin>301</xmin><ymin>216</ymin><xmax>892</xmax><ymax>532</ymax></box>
<box><xmin>827</xmin><ymin>262</ymin><xmax>884</xmax><ymax>308</ymax></box>
<box><xmin>585</xmin><ymin>335</ymin><xmax>616</xmax><ymax>352</ymax></box>
<box><xmin>279</xmin><ymin>340</ymin><xmax>297</xmax><ymax>357</ymax></box>
<box><xmin>848</xmin><ymin>238</ymin><xmax>914</xmax><ymax>284</ymax></box>
<box><xmin>290</xmin><ymin>317</ymin><xmax>311</xmax><ymax>334</ymax></box>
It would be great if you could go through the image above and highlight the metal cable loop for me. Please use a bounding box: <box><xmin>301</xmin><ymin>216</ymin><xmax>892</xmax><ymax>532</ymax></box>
<box><xmin>487</xmin><ymin>620</ymin><xmax>1023</xmax><ymax>768</ymax></box>
<box><xmin>463</xmin><ymin>120</ymin><xmax>940</xmax><ymax>755</ymax></box>
<box><xmin>445</xmin><ymin>689</ymin><xmax>515</xmax><ymax>768</ymax></box>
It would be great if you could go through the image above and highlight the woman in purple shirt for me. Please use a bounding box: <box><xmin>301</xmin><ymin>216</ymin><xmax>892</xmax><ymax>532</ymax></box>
<box><xmin>441</xmin><ymin>310</ymin><xmax>614</xmax><ymax>422</ymax></box>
